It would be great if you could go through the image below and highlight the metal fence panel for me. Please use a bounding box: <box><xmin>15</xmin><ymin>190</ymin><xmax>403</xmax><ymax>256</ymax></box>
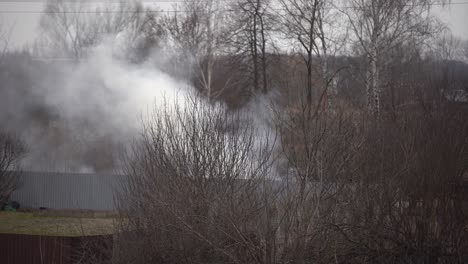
<box><xmin>10</xmin><ymin>171</ymin><xmax>122</xmax><ymax>210</ymax></box>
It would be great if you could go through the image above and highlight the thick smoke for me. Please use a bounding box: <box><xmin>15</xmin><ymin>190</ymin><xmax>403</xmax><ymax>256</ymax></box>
<box><xmin>0</xmin><ymin>26</ymin><xmax>282</xmax><ymax>174</ymax></box>
<box><xmin>0</xmin><ymin>35</ymin><xmax>191</xmax><ymax>173</ymax></box>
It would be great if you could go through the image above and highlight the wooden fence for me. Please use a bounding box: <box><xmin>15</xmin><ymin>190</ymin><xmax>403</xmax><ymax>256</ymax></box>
<box><xmin>0</xmin><ymin>234</ymin><xmax>113</xmax><ymax>264</ymax></box>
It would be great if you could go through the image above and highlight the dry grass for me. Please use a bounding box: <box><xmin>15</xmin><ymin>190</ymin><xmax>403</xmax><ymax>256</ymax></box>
<box><xmin>0</xmin><ymin>211</ymin><xmax>115</xmax><ymax>237</ymax></box>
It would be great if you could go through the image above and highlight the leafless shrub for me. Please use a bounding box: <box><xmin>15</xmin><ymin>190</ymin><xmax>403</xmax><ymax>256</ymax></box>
<box><xmin>112</xmin><ymin>84</ymin><xmax>468</xmax><ymax>264</ymax></box>
<box><xmin>0</xmin><ymin>132</ymin><xmax>26</xmax><ymax>206</ymax></box>
<box><xmin>331</xmin><ymin>105</ymin><xmax>468</xmax><ymax>263</ymax></box>
<box><xmin>272</xmin><ymin>98</ymin><xmax>365</xmax><ymax>263</ymax></box>
<box><xmin>114</xmin><ymin>96</ymin><xmax>277</xmax><ymax>264</ymax></box>
<box><xmin>70</xmin><ymin>235</ymin><xmax>114</xmax><ymax>264</ymax></box>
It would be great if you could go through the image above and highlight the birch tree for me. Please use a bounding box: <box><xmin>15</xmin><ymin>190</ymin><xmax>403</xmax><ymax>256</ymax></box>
<box><xmin>163</xmin><ymin>0</ymin><xmax>230</xmax><ymax>101</ymax></box>
<box><xmin>343</xmin><ymin>0</ymin><xmax>444</xmax><ymax>116</ymax></box>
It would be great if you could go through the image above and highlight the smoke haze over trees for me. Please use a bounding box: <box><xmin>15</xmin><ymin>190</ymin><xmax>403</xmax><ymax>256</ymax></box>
<box><xmin>0</xmin><ymin>0</ymin><xmax>466</xmax><ymax>173</ymax></box>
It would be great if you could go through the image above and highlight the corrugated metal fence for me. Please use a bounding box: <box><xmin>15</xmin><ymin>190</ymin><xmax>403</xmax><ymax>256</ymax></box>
<box><xmin>10</xmin><ymin>171</ymin><xmax>124</xmax><ymax>210</ymax></box>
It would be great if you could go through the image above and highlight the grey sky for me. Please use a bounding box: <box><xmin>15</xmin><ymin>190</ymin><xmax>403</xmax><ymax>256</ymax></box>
<box><xmin>0</xmin><ymin>1</ymin><xmax>467</xmax><ymax>49</ymax></box>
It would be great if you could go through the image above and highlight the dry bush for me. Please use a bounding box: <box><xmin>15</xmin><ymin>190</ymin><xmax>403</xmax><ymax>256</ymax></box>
<box><xmin>114</xmin><ymin>94</ymin><xmax>468</xmax><ymax>264</ymax></box>
<box><xmin>271</xmin><ymin>100</ymin><xmax>364</xmax><ymax>263</ymax></box>
<box><xmin>115</xmin><ymin>96</ymin><xmax>277</xmax><ymax>264</ymax></box>
<box><xmin>332</xmin><ymin>105</ymin><xmax>468</xmax><ymax>263</ymax></box>
<box><xmin>0</xmin><ymin>132</ymin><xmax>26</xmax><ymax>206</ymax></box>
<box><xmin>69</xmin><ymin>235</ymin><xmax>114</xmax><ymax>264</ymax></box>
<box><xmin>114</xmin><ymin>94</ymin><xmax>364</xmax><ymax>264</ymax></box>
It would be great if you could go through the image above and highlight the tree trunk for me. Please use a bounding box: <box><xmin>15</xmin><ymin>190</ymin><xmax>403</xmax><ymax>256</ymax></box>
<box><xmin>252</xmin><ymin>7</ymin><xmax>259</xmax><ymax>93</ymax></box>
<box><xmin>260</xmin><ymin>14</ymin><xmax>268</xmax><ymax>94</ymax></box>
<box><xmin>366</xmin><ymin>46</ymin><xmax>380</xmax><ymax>116</ymax></box>
<box><xmin>370</xmin><ymin>48</ymin><xmax>380</xmax><ymax>116</ymax></box>
<box><xmin>306</xmin><ymin>56</ymin><xmax>312</xmax><ymax>106</ymax></box>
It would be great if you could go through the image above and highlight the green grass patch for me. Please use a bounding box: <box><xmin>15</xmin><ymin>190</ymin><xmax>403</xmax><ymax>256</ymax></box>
<box><xmin>0</xmin><ymin>212</ymin><xmax>116</xmax><ymax>237</ymax></box>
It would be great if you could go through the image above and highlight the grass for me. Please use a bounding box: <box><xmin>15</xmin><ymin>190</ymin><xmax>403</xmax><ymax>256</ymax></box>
<box><xmin>0</xmin><ymin>211</ymin><xmax>116</xmax><ymax>237</ymax></box>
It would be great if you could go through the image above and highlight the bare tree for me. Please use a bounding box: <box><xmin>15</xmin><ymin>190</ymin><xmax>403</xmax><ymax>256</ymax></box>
<box><xmin>38</xmin><ymin>0</ymin><xmax>156</xmax><ymax>61</ymax></box>
<box><xmin>432</xmin><ymin>31</ymin><xmax>464</xmax><ymax>61</ymax></box>
<box><xmin>278</xmin><ymin>0</ymin><xmax>325</xmax><ymax>106</ymax></box>
<box><xmin>463</xmin><ymin>39</ymin><xmax>468</xmax><ymax>62</ymax></box>
<box><xmin>0</xmin><ymin>17</ymin><xmax>14</xmax><ymax>63</ymax></box>
<box><xmin>228</xmin><ymin>0</ymin><xmax>274</xmax><ymax>94</ymax></box>
<box><xmin>420</xmin><ymin>31</ymin><xmax>468</xmax><ymax>102</ymax></box>
<box><xmin>163</xmin><ymin>0</ymin><xmax>232</xmax><ymax>101</ymax></box>
<box><xmin>0</xmin><ymin>132</ymin><xmax>25</xmax><ymax>207</ymax></box>
<box><xmin>342</xmin><ymin>0</ymin><xmax>444</xmax><ymax>116</ymax></box>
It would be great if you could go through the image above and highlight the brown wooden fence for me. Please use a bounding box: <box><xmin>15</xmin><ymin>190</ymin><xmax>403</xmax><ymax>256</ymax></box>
<box><xmin>0</xmin><ymin>234</ymin><xmax>113</xmax><ymax>264</ymax></box>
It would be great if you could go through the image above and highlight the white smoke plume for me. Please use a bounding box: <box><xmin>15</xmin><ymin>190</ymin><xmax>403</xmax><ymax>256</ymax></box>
<box><xmin>17</xmin><ymin>35</ymin><xmax>192</xmax><ymax>173</ymax></box>
<box><xmin>1</xmin><ymin>29</ymin><xmax>279</xmax><ymax>174</ymax></box>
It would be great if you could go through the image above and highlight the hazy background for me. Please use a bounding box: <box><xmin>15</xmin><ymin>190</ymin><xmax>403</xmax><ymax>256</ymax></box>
<box><xmin>1</xmin><ymin>0</ymin><xmax>467</xmax><ymax>49</ymax></box>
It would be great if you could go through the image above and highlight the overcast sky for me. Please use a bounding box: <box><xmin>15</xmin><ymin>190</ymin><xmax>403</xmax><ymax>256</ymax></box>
<box><xmin>0</xmin><ymin>0</ymin><xmax>467</xmax><ymax>49</ymax></box>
